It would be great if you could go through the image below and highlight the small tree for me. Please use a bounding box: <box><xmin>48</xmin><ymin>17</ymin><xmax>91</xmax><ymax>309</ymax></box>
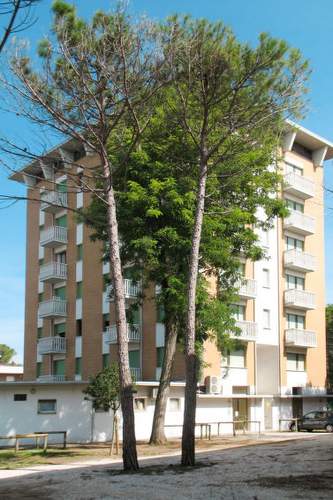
<box><xmin>0</xmin><ymin>343</ymin><xmax>16</xmax><ymax>364</ymax></box>
<box><xmin>83</xmin><ymin>364</ymin><xmax>121</xmax><ymax>455</ymax></box>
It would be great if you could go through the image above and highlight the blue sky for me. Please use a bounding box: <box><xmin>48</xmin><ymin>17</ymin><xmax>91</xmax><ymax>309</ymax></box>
<box><xmin>1</xmin><ymin>0</ymin><xmax>333</xmax><ymax>363</ymax></box>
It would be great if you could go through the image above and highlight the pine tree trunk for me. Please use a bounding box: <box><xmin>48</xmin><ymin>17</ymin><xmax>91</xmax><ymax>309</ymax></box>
<box><xmin>149</xmin><ymin>319</ymin><xmax>178</xmax><ymax>445</ymax></box>
<box><xmin>104</xmin><ymin>159</ymin><xmax>139</xmax><ymax>471</ymax></box>
<box><xmin>181</xmin><ymin>154</ymin><xmax>208</xmax><ymax>466</ymax></box>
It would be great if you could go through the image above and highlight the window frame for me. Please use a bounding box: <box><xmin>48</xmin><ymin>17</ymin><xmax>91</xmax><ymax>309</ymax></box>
<box><xmin>37</xmin><ymin>399</ymin><xmax>57</xmax><ymax>414</ymax></box>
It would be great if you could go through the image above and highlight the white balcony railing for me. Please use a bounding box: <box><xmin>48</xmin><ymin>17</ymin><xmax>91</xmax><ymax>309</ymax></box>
<box><xmin>284</xmin><ymin>172</ymin><xmax>315</xmax><ymax>199</ymax></box>
<box><xmin>106</xmin><ymin>279</ymin><xmax>140</xmax><ymax>301</ymax></box>
<box><xmin>40</xmin><ymin>226</ymin><xmax>68</xmax><ymax>247</ymax></box>
<box><xmin>237</xmin><ymin>278</ymin><xmax>257</xmax><ymax>299</ymax></box>
<box><xmin>37</xmin><ymin>374</ymin><xmax>66</xmax><ymax>383</ymax></box>
<box><xmin>37</xmin><ymin>336</ymin><xmax>66</xmax><ymax>355</ymax></box>
<box><xmin>38</xmin><ymin>297</ymin><xmax>67</xmax><ymax>318</ymax></box>
<box><xmin>103</xmin><ymin>324</ymin><xmax>141</xmax><ymax>344</ymax></box>
<box><xmin>284</xmin><ymin>289</ymin><xmax>316</xmax><ymax>310</ymax></box>
<box><xmin>284</xmin><ymin>249</ymin><xmax>316</xmax><ymax>273</ymax></box>
<box><xmin>40</xmin><ymin>191</ymin><xmax>68</xmax><ymax>213</ymax></box>
<box><xmin>230</xmin><ymin>321</ymin><xmax>258</xmax><ymax>341</ymax></box>
<box><xmin>285</xmin><ymin>329</ymin><xmax>317</xmax><ymax>348</ymax></box>
<box><xmin>39</xmin><ymin>262</ymin><xmax>67</xmax><ymax>283</ymax></box>
<box><xmin>130</xmin><ymin>367</ymin><xmax>141</xmax><ymax>381</ymax></box>
<box><xmin>284</xmin><ymin>211</ymin><xmax>315</xmax><ymax>236</ymax></box>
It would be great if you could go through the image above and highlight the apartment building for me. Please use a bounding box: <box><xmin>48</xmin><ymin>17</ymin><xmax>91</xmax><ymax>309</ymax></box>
<box><xmin>2</xmin><ymin>120</ymin><xmax>332</xmax><ymax>442</ymax></box>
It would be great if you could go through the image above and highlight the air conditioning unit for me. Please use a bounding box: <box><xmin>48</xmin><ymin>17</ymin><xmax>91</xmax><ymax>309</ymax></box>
<box><xmin>205</xmin><ymin>376</ymin><xmax>221</xmax><ymax>394</ymax></box>
<box><xmin>150</xmin><ymin>387</ymin><xmax>159</xmax><ymax>399</ymax></box>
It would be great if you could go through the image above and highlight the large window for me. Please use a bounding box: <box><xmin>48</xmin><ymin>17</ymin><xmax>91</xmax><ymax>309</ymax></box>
<box><xmin>285</xmin><ymin>162</ymin><xmax>303</xmax><ymax>176</ymax></box>
<box><xmin>56</xmin><ymin>251</ymin><xmax>66</xmax><ymax>263</ymax></box>
<box><xmin>77</xmin><ymin>244</ymin><xmax>83</xmax><ymax>261</ymax></box>
<box><xmin>75</xmin><ymin>358</ymin><xmax>82</xmax><ymax>376</ymax></box>
<box><xmin>103</xmin><ymin>353</ymin><xmax>110</xmax><ymax>368</ymax></box>
<box><xmin>231</xmin><ymin>304</ymin><xmax>245</xmax><ymax>321</ymax></box>
<box><xmin>222</xmin><ymin>348</ymin><xmax>246</xmax><ymax>368</ymax></box>
<box><xmin>286</xmin><ymin>199</ymin><xmax>304</xmax><ymax>213</ymax></box>
<box><xmin>286</xmin><ymin>352</ymin><xmax>305</xmax><ymax>372</ymax></box>
<box><xmin>156</xmin><ymin>347</ymin><xmax>164</xmax><ymax>368</ymax></box>
<box><xmin>57</xmin><ymin>180</ymin><xmax>67</xmax><ymax>193</ymax></box>
<box><xmin>56</xmin><ymin>214</ymin><xmax>68</xmax><ymax>227</ymax></box>
<box><xmin>129</xmin><ymin>350</ymin><xmax>140</xmax><ymax>369</ymax></box>
<box><xmin>55</xmin><ymin>286</ymin><xmax>66</xmax><ymax>300</ymax></box>
<box><xmin>54</xmin><ymin>322</ymin><xmax>66</xmax><ymax>337</ymax></box>
<box><xmin>286</xmin><ymin>274</ymin><xmax>305</xmax><ymax>290</ymax></box>
<box><xmin>38</xmin><ymin>399</ymin><xmax>57</xmax><ymax>414</ymax></box>
<box><xmin>53</xmin><ymin>359</ymin><xmax>65</xmax><ymax>376</ymax></box>
<box><xmin>76</xmin><ymin>282</ymin><xmax>83</xmax><ymax>299</ymax></box>
<box><xmin>287</xmin><ymin>313</ymin><xmax>305</xmax><ymax>330</ymax></box>
<box><xmin>286</xmin><ymin>236</ymin><xmax>304</xmax><ymax>252</ymax></box>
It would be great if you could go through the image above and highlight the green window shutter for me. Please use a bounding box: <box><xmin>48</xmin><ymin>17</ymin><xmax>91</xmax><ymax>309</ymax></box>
<box><xmin>53</xmin><ymin>359</ymin><xmax>65</xmax><ymax>376</ymax></box>
<box><xmin>57</xmin><ymin>180</ymin><xmax>67</xmax><ymax>193</ymax></box>
<box><xmin>38</xmin><ymin>293</ymin><xmax>44</xmax><ymax>303</ymax></box>
<box><xmin>36</xmin><ymin>362</ymin><xmax>42</xmax><ymax>377</ymax></box>
<box><xmin>103</xmin><ymin>353</ymin><xmax>110</xmax><ymax>368</ymax></box>
<box><xmin>103</xmin><ymin>275</ymin><xmax>110</xmax><ymax>292</ymax></box>
<box><xmin>55</xmin><ymin>286</ymin><xmax>66</xmax><ymax>300</ymax></box>
<box><xmin>76</xmin><ymin>282</ymin><xmax>83</xmax><ymax>299</ymax></box>
<box><xmin>126</xmin><ymin>306</ymin><xmax>140</xmax><ymax>324</ymax></box>
<box><xmin>156</xmin><ymin>347</ymin><xmax>164</xmax><ymax>368</ymax></box>
<box><xmin>157</xmin><ymin>305</ymin><xmax>165</xmax><ymax>323</ymax></box>
<box><xmin>77</xmin><ymin>244</ymin><xmax>83</xmax><ymax>261</ymax></box>
<box><xmin>103</xmin><ymin>314</ymin><xmax>110</xmax><ymax>330</ymax></box>
<box><xmin>56</xmin><ymin>214</ymin><xmax>67</xmax><ymax>228</ymax></box>
<box><xmin>37</xmin><ymin>328</ymin><xmax>43</xmax><ymax>339</ymax></box>
<box><xmin>75</xmin><ymin>358</ymin><xmax>82</xmax><ymax>375</ymax></box>
<box><xmin>129</xmin><ymin>350</ymin><xmax>140</xmax><ymax>369</ymax></box>
<box><xmin>54</xmin><ymin>323</ymin><xmax>66</xmax><ymax>336</ymax></box>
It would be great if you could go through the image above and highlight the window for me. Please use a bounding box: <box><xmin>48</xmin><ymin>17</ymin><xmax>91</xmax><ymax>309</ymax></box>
<box><xmin>54</xmin><ymin>322</ymin><xmax>66</xmax><ymax>337</ymax></box>
<box><xmin>76</xmin><ymin>281</ymin><xmax>83</xmax><ymax>299</ymax></box>
<box><xmin>287</xmin><ymin>313</ymin><xmax>305</xmax><ymax>330</ymax></box>
<box><xmin>75</xmin><ymin>358</ymin><xmax>82</xmax><ymax>376</ymax></box>
<box><xmin>286</xmin><ymin>274</ymin><xmax>305</xmax><ymax>290</ymax></box>
<box><xmin>39</xmin><ymin>258</ymin><xmax>44</xmax><ymax>266</ymax></box>
<box><xmin>37</xmin><ymin>327</ymin><xmax>43</xmax><ymax>339</ymax></box>
<box><xmin>134</xmin><ymin>398</ymin><xmax>146</xmax><ymax>411</ymax></box>
<box><xmin>238</xmin><ymin>262</ymin><xmax>246</xmax><ymax>276</ymax></box>
<box><xmin>56</xmin><ymin>251</ymin><xmax>66</xmax><ymax>264</ymax></box>
<box><xmin>263</xmin><ymin>269</ymin><xmax>270</xmax><ymax>288</ymax></box>
<box><xmin>262</xmin><ymin>229</ymin><xmax>269</xmax><ymax>247</ymax></box>
<box><xmin>57</xmin><ymin>180</ymin><xmax>67</xmax><ymax>193</ymax></box>
<box><xmin>103</xmin><ymin>314</ymin><xmax>110</xmax><ymax>330</ymax></box>
<box><xmin>126</xmin><ymin>306</ymin><xmax>140</xmax><ymax>325</ymax></box>
<box><xmin>157</xmin><ymin>305</ymin><xmax>165</xmax><ymax>323</ymax></box>
<box><xmin>14</xmin><ymin>394</ymin><xmax>27</xmax><ymax>401</ymax></box>
<box><xmin>53</xmin><ymin>359</ymin><xmax>65</xmax><ymax>376</ymax></box>
<box><xmin>263</xmin><ymin>309</ymin><xmax>271</xmax><ymax>329</ymax></box>
<box><xmin>103</xmin><ymin>275</ymin><xmax>110</xmax><ymax>292</ymax></box>
<box><xmin>103</xmin><ymin>353</ymin><xmax>110</xmax><ymax>368</ymax></box>
<box><xmin>285</xmin><ymin>162</ymin><xmax>303</xmax><ymax>176</ymax></box>
<box><xmin>55</xmin><ymin>286</ymin><xmax>66</xmax><ymax>300</ymax></box>
<box><xmin>156</xmin><ymin>347</ymin><xmax>164</xmax><ymax>368</ymax></box>
<box><xmin>56</xmin><ymin>214</ymin><xmax>68</xmax><ymax>227</ymax></box>
<box><xmin>38</xmin><ymin>399</ymin><xmax>56</xmax><ymax>414</ymax></box>
<box><xmin>36</xmin><ymin>362</ymin><xmax>42</xmax><ymax>378</ymax></box>
<box><xmin>231</xmin><ymin>304</ymin><xmax>245</xmax><ymax>321</ymax></box>
<box><xmin>76</xmin><ymin>319</ymin><xmax>82</xmax><ymax>337</ymax></box>
<box><xmin>169</xmin><ymin>398</ymin><xmax>181</xmax><ymax>411</ymax></box>
<box><xmin>129</xmin><ymin>350</ymin><xmax>140</xmax><ymax>368</ymax></box>
<box><xmin>222</xmin><ymin>348</ymin><xmax>245</xmax><ymax>368</ymax></box>
<box><xmin>286</xmin><ymin>236</ymin><xmax>304</xmax><ymax>252</ymax></box>
<box><xmin>286</xmin><ymin>352</ymin><xmax>305</xmax><ymax>372</ymax></box>
<box><xmin>77</xmin><ymin>244</ymin><xmax>83</xmax><ymax>261</ymax></box>
<box><xmin>286</xmin><ymin>199</ymin><xmax>304</xmax><ymax>213</ymax></box>
<box><xmin>38</xmin><ymin>292</ymin><xmax>44</xmax><ymax>303</ymax></box>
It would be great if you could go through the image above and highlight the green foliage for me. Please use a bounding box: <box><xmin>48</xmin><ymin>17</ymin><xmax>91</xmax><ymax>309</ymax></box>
<box><xmin>0</xmin><ymin>344</ymin><xmax>16</xmax><ymax>364</ymax></box>
<box><xmin>83</xmin><ymin>364</ymin><xmax>120</xmax><ymax>412</ymax></box>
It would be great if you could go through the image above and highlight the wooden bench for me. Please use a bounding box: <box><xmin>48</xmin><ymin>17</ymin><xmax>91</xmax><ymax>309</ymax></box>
<box><xmin>0</xmin><ymin>433</ymin><xmax>49</xmax><ymax>452</ymax></box>
<box><xmin>34</xmin><ymin>430</ymin><xmax>67</xmax><ymax>449</ymax></box>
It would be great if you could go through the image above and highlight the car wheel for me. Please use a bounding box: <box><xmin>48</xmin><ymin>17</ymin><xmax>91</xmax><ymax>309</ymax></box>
<box><xmin>290</xmin><ymin>423</ymin><xmax>296</xmax><ymax>432</ymax></box>
<box><xmin>325</xmin><ymin>424</ymin><xmax>333</xmax><ymax>433</ymax></box>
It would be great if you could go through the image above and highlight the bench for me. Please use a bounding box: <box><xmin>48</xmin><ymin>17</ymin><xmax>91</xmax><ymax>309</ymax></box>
<box><xmin>164</xmin><ymin>423</ymin><xmax>212</xmax><ymax>440</ymax></box>
<box><xmin>34</xmin><ymin>430</ymin><xmax>67</xmax><ymax>449</ymax></box>
<box><xmin>0</xmin><ymin>433</ymin><xmax>49</xmax><ymax>452</ymax></box>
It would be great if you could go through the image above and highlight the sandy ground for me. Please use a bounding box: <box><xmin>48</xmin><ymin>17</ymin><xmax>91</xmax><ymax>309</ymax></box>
<box><xmin>0</xmin><ymin>433</ymin><xmax>332</xmax><ymax>499</ymax></box>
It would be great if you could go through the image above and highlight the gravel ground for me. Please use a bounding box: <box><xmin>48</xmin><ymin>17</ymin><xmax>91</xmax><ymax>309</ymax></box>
<box><xmin>0</xmin><ymin>434</ymin><xmax>332</xmax><ymax>499</ymax></box>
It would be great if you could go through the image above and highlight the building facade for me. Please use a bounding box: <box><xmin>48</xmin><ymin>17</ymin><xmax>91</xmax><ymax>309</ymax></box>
<box><xmin>3</xmin><ymin>121</ymin><xmax>332</xmax><ymax>440</ymax></box>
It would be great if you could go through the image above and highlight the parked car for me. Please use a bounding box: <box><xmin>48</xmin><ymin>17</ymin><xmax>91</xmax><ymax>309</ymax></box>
<box><xmin>289</xmin><ymin>411</ymin><xmax>333</xmax><ymax>432</ymax></box>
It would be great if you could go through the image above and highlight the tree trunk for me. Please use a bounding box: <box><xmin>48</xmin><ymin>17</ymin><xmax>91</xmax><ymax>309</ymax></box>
<box><xmin>181</xmin><ymin>155</ymin><xmax>208</xmax><ymax>466</ymax></box>
<box><xmin>149</xmin><ymin>319</ymin><xmax>178</xmax><ymax>445</ymax></box>
<box><xmin>104</xmin><ymin>159</ymin><xmax>139</xmax><ymax>471</ymax></box>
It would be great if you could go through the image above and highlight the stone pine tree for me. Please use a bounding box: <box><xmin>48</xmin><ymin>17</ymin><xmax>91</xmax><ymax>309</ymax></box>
<box><xmin>163</xmin><ymin>17</ymin><xmax>309</xmax><ymax>466</ymax></box>
<box><xmin>0</xmin><ymin>344</ymin><xmax>16</xmax><ymax>363</ymax></box>
<box><xmin>1</xmin><ymin>1</ymin><xmax>169</xmax><ymax>471</ymax></box>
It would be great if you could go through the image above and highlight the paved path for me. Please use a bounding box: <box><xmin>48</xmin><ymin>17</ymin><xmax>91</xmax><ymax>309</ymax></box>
<box><xmin>0</xmin><ymin>434</ymin><xmax>332</xmax><ymax>499</ymax></box>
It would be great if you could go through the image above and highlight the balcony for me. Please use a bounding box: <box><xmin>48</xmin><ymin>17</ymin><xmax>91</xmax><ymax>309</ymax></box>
<box><xmin>40</xmin><ymin>226</ymin><xmax>68</xmax><ymax>248</ymax></box>
<box><xmin>40</xmin><ymin>191</ymin><xmax>68</xmax><ymax>213</ymax></box>
<box><xmin>130</xmin><ymin>367</ymin><xmax>141</xmax><ymax>381</ymax></box>
<box><xmin>37</xmin><ymin>336</ymin><xmax>66</xmax><ymax>355</ymax></box>
<box><xmin>37</xmin><ymin>374</ymin><xmax>66</xmax><ymax>383</ymax></box>
<box><xmin>237</xmin><ymin>278</ymin><xmax>257</xmax><ymax>299</ymax></box>
<box><xmin>38</xmin><ymin>297</ymin><xmax>67</xmax><ymax>318</ymax></box>
<box><xmin>284</xmin><ymin>211</ymin><xmax>315</xmax><ymax>236</ymax></box>
<box><xmin>284</xmin><ymin>249</ymin><xmax>316</xmax><ymax>273</ymax></box>
<box><xmin>104</xmin><ymin>324</ymin><xmax>141</xmax><ymax>344</ymax></box>
<box><xmin>230</xmin><ymin>321</ymin><xmax>258</xmax><ymax>341</ymax></box>
<box><xmin>285</xmin><ymin>329</ymin><xmax>317</xmax><ymax>348</ymax></box>
<box><xmin>106</xmin><ymin>279</ymin><xmax>140</xmax><ymax>301</ymax></box>
<box><xmin>284</xmin><ymin>289</ymin><xmax>315</xmax><ymax>310</ymax></box>
<box><xmin>283</xmin><ymin>172</ymin><xmax>315</xmax><ymax>199</ymax></box>
<box><xmin>39</xmin><ymin>262</ymin><xmax>67</xmax><ymax>283</ymax></box>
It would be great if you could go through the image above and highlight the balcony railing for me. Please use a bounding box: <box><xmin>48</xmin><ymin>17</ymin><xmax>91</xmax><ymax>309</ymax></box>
<box><xmin>284</xmin><ymin>289</ymin><xmax>316</xmax><ymax>310</ymax></box>
<box><xmin>40</xmin><ymin>191</ymin><xmax>68</xmax><ymax>213</ymax></box>
<box><xmin>284</xmin><ymin>249</ymin><xmax>316</xmax><ymax>273</ymax></box>
<box><xmin>106</xmin><ymin>279</ymin><xmax>140</xmax><ymax>301</ymax></box>
<box><xmin>283</xmin><ymin>172</ymin><xmax>315</xmax><ymax>199</ymax></box>
<box><xmin>38</xmin><ymin>297</ymin><xmax>67</xmax><ymax>318</ymax></box>
<box><xmin>130</xmin><ymin>367</ymin><xmax>141</xmax><ymax>381</ymax></box>
<box><xmin>40</xmin><ymin>226</ymin><xmax>68</xmax><ymax>247</ymax></box>
<box><xmin>37</xmin><ymin>336</ymin><xmax>66</xmax><ymax>355</ymax></box>
<box><xmin>39</xmin><ymin>262</ymin><xmax>67</xmax><ymax>283</ymax></box>
<box><xmin>104</xmin><ymin>324</ymin><xmax>141</xmax><ymax>344</ymax></box>
<box><xmin>285</xmin><ymin>329</ymin><xmax>317</xmax><ymax>348</ymax></box>
<box><xmin>237</xmin><ymin>278</ymin><xmax>257</xmax><ymax>299</ymax></box>
<box><xmin>230</xmin><ymin>320</ymin><xmax>258</xmax><ymax>341</ymax></box>
<box><xmin>37</xmin><ymin>374</ymin><xmax>66</xmax><ymax>383</ymax></box>
<box><xmin>284</xmin><ymin>211</ymin><xmax>315</xmax><ymax>236</ymax></box>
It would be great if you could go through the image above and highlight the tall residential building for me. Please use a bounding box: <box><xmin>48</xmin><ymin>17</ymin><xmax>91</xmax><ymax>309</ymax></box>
<box><xmin>7</xmin><ymin>120</ymin><xmax>333</xmax><ymax>437</ymax></box>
